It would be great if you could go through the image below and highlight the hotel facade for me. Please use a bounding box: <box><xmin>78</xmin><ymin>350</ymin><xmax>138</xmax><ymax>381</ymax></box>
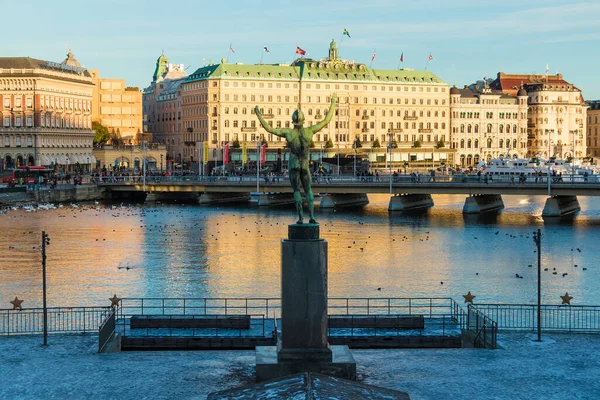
<box><xmin>178</xmin><ymin>40</ymin><xmax>454</xmax><ymax>169</ymax></box>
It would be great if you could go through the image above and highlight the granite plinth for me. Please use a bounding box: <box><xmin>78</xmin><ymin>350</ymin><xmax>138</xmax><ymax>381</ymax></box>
<box><xmin>288</xmin><ymin>223</ymin><xmax>319</xmax><ymax>240</ymax></box>
<box><xmin>280</xmin><ymin>237</ymin><xmax>328</xmax><ymax>350</ymax></box>
<box><xmin>255</xmin><ymin>345</ymin><xmax>356</xmax><ymax>382</ymax></box>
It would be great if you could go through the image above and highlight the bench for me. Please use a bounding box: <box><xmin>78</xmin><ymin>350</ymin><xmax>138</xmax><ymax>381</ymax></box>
<box><xmin>130</xmin><ymin>315</ymin><xmax>251</xmax><ymax>329</ymax></box>
<box><xmin>328</xmin><ymin>315</ymin><xmax>425</xmax><ymax>329</ymax></box>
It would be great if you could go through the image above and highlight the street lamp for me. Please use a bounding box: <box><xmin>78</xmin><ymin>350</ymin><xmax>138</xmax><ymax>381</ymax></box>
<box><xmin>41</xmin><ymin>231</ymin><xmax>50</xmax><ymax>347</ymax></box>
<box><xmin>388</xmin><ymin>134</ymin><xmax>393</xmax><ymax>194</ymax></box>
<box><xmin>353</xmin><ymin>139</ymin><xmax>357</xmax><ymax>178</ymax></box>
<box><xmin>160</xmin><ymin>154</ymin><xmax>163</xmax><ymax>173</ymax></box>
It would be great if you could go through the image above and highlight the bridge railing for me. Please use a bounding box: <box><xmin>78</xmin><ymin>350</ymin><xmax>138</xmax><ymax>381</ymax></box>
<box><xmin>0</xmin><ymin>306</ymin><xmax>113</xmax><ymax>335</ymax></box>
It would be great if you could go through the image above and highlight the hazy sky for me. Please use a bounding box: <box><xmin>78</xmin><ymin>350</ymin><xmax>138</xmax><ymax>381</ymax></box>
<box><xmin>3</xmin><ymin>0</ymin><xmax>599</xmax><ymax>98</ymax></box>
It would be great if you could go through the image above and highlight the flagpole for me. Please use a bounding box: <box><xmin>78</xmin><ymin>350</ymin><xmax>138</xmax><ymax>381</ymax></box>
<box><xmin>369</xmin><ymin>49</ymin><xmax>375</xmax><ymax>68</ymax></box>
<box><xmin>227</xmin><ymin>43</ymin><xmax>232</xmax><ymax>63</ymax></box>
<box><xmin>259</xmin><ymin>52</ymin><xmax>264</xmax><ymax>65</ymax></box>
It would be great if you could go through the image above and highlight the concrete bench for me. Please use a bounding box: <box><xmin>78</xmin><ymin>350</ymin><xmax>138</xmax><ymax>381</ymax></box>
<box><xmin>130</xmin><ymin>315</ymin><xmax>251</xmax><ymax>329</ymax></box>
<box><xmin>328</xmin><ymin>315</ymin><xmax>424</xmax><ymax>330</ymax></box>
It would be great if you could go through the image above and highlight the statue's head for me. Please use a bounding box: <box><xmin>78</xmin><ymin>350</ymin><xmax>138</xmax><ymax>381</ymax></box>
<box><xmin>292</xmin><ymin>104</ymin><xmax>304</xmax><ymax>126</ymax></box>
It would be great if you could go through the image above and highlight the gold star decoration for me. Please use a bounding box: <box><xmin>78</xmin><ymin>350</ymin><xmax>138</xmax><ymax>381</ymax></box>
<box><xmin>109</xmin><ymin>294</ymin><xmax>121</xmax><ymax>307</ymax></box>
<box><xmin>10</xmin><ymin>296</ymin><xmax>23</xmax><ymax>310</ymax></box>
<box><xmin>463</xmin><ymin>291</ymin><xmax>476</xmax><ymax>304</ymax></box>
<box><xmin>560</xmin><ymin>292</ymin><xmax>573</xmax><ymax>305</ymax></box>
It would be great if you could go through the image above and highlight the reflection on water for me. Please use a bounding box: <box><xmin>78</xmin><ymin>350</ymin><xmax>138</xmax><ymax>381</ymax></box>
<box><xmin>1</xmin><ymin>194</ymin><xmax>599</xmax><ymax>308</ymax></box>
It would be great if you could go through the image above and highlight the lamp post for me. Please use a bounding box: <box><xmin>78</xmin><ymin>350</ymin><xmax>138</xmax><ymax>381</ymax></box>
<box><xmin>142</xmin><ymin>141</ymin><xmax>146</xmax><ymax>192</ymax></box>
<box><xmin>336</xmin><ymin>141</ymin><xmax>340</xmax><ymax>176</ymax></box>
<box><xmin>389</xmin><ymin>134</ymin><xmax>393</xmax><ymax>194</ymax></box>
<box><xmin>533</xmin><ymin>229</ymin><xmax>542</xmax><ymax>342</ymax></box>
<box><xmin>87</xmin><ymin>157</ymin><xmax>90</xmax><ymax>174</ymax></box>
<box><xmin>160</xmin><ymin>154</ymin><xmax>163</xmax><ymax>173</ymax></box>
<box><xmin>570</xmin><ymin>129</ymin><xmax>577</xmax><ymax>182</ymax></box>
<box><xmin>41</xmin><ymin>231</ymin><xmax>50</xmax><ymax>347</ymax></box>
<box><xmin>546</xmin><ymin>132</ymin><xmax>553</xmax><ymax>196</ymax></box>
<box><xmin>353</xmin><ymin>139</ymin><xmax>357</xmax><ymax>178</ymax></box>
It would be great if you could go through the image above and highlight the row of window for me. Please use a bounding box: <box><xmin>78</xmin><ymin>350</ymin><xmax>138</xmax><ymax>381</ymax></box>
<box><xmin>453</xmin><ymin>138</ymin><xmax>519</xmax><ymax>149</ymax></box>
<box><xmin>453</xmin><ymin>124</ymin><xmax>521</xmax><ymax>134</ymax></box>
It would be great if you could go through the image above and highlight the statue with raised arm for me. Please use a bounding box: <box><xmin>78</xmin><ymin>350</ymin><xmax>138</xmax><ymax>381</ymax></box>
<box><xmin>255</xmin><ymin>94</ymin><xmax>338</xmax><ymax>224</ymax></box>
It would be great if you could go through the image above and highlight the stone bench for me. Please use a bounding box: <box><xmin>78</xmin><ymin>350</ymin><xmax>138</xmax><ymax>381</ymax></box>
<box><xmin>130</xmin><ymin>315</ymin><xmax>251</xmax><ymax>329</ymax></box>
<box><xmin>328</xmin><ymin>315</ymin><xmax>424</xmax><ymax>330</ymax></box>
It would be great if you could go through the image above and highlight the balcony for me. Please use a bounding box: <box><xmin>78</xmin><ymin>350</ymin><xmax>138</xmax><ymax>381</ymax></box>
<box><xmin>262</xmin><ymin>114</ymin><xmax>274</xmax><ymax>119</ymax></box>
<box><xmin>387</xmin><ymin>128</ymin><xmax>403</xmax><ymax>133</ymax></box>
<box><xmin>403</xmin><ymin>116</ymin><xmax>417</xmax><ymax>121</ymax></box>
<box><xmin>211</xmin><ymin>126</ymin><xmax>217</xmax><ymax>130</ymax></box>
<box><xmin>361</xmin><ymin>115</ymin><xmax>369</xmax><ymax>120</ymax></box>
<box><xmin>418</xmin><ymin>129</ymin><xmax>433</xmax><ymax>133</ymax></box>
<box><xmin>361</xmin><ymin>128</ymin><xmax>370</xmax><ymax>132</ymax></box>
<box><xmin>241</xmin><ymin>127</ymin><xmax>257</xmax><ymax>132</ymax></box>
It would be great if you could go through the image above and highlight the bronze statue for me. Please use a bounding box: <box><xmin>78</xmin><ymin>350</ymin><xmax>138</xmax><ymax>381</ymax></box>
<box><xmin>254</xmin><ymin>94</ymin><xmax>338</xmax><ymax>224</ymax></box>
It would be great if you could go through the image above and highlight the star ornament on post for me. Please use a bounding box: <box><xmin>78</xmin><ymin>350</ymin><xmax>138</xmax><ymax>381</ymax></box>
<box><xmin>109</xmin><ymin>294</ymin><xmax>121</xmax><ymax>308</ymax></box>
<box><xmin>463</xmin><ymin>291</ymin><xmax>476</xmax><ymax>304</ymax></box>
<box><xmin>10</xmin><ymin>296</ymin><xmax>23</xmax><ymax>310</ymax></box>
<box><xmin>560</xmin><ymin>292</ymin><xmax>573</xmax><ymax>305</ymax></box>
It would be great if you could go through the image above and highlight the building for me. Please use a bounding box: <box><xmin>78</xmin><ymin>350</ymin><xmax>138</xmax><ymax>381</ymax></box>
<box><xmin>0</xmin><ymin>51</ymin><xmax>95</xmax><ymax>171</ymax></box>
<box><xmin>142</xmin><ymin>52</ymin><xmax>187</xmax><ymax>166</ymax></box>
<box><xmin>90</xmin><ymin>70</ymin><xmax>143</xmax><ymax>144</ymax></box>
<box><xmin>490</xmin><ymin>72</ymin><xmax>587</xmax><ymax>159</ymax></box>
<box><xmin>586</xmin><ymin>100</ymin><xmax>600</xmax><ymax>159</ymax></box>
<box><xmin>449</xmin><ymin>84</ymin><xmax>528</xmax><ymax>166</ymax></box>
<box><xmin>181</xmin><ymin>40</ymin><xmax>453</xmax><ymax>170</ymax></box>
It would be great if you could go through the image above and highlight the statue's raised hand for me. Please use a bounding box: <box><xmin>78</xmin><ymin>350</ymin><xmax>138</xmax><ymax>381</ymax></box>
<box><xmin>254</xmin><ymin>105</ymin><xmax>261</xmax><ymax>115</ymax></box>
<box><xmin>332</xmin><ymin>93</ymin><xmax>338</xmax><ymax>103</ymax></box>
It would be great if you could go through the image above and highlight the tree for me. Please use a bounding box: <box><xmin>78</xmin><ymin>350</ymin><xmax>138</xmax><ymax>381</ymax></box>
<box><xmin>412</xmin><ymin>140</ymin><xmax>422</xmax><ymax>148</ymax></box>
<box><xmin>435</xmin><ymin>139</ymin><xmax>445</xmax><ymax>149</ymax></box>
<box><xmin>232</xmin><ymin>138</ymin><xmax>241</xmax><ymax>149</ymax></box>
<box><xmin>109</xmin><ymin>128</ymin><xmax>125</xmax><ymax>146</ymax></box>
<box><xmin>309</xmin><ymin>140</ymin><xmax>315</xmax><ymax>148</ymax></box>
<box><xmin>390</xmin><ymin>140</ymin><xmax>398</xmax><ymax>149</ymax></box>
<box><xmin>325</xmin><ymin>138</ymin><xmax>334</xmax><ymax>148</ymax></box>
<box><xmin>354</xmin><ymin>137</ymin><xmax>362</xmax><ymax>148</ymax></box>
<box><xmin>372</xmin><ymin>138</ymin><xmax>381</xmax><ymax>148</ymax></box>
<box><xmin>92</xmin><ymin>122</ymin><xmax>110</xmax><ymax>145</ymax></box>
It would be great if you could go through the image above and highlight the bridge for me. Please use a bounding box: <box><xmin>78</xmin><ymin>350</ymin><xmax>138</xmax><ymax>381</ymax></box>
<box><xmin>98</xmin><ymin>174</ymin><xmax>600</xmax><ymax>217</ymax></box>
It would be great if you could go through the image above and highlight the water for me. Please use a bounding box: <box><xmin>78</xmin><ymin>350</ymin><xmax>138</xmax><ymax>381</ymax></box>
<box><xmin>1</xmin><ymin>194</ymin><xmax>599</xmax><ymax>308</ymax></box>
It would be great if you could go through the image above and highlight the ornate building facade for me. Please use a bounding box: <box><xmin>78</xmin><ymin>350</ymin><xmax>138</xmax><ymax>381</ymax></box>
<box><xmin>142</xmin><ymin>53</ymin><xmax>187</xmax><ymax>165</ymax></box>
<box><xmin>181</xmin><ymin>40</ymin><xmax>453</xmax><ymax>169</ymax></box>
<box><xmin>586</xmin><ymin>101</ymin><xmax>600</xmax><ymax>158</ymax></box>
<box><xmin>490</xmin><ymin>72</ymin><xmax>587</xmax><ymax>159</ymax></box>
<box><xmin>0</xmin><ymin>52</ymin><xmax>95</xmax><ymax>171</ymax></box>
<box><xmin>449</xmin><ymin>85</ymin><xmax>528</xmax><ymax>166</ymax></box>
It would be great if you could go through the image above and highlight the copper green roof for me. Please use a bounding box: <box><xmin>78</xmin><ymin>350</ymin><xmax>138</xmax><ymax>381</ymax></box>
<box><xmin>153</xmin><ymin>52</ymin><xmax>169</xmax><ymax>82</ymax></box>
<box><xmin>186</xmin><ymin>59</ymin><xmax>447</xmax><ymax>85</ymax></box>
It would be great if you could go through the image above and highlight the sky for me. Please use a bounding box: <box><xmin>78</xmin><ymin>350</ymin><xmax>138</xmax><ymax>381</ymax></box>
<box><xmin>2</xmin><ymin>0</ymin><xmax>600</xmax><ymax>98</ymax></box>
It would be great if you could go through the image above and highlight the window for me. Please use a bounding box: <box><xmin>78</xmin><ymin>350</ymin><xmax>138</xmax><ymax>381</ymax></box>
<box><xmin>3</xmin><ymin>117</ymin><xmax>9</xmax><ymax>127</ymax></box>
<box><xmin>16</xmin><ymin>136</ymin><xmax>21</xmax><ymax>146</ymax></box>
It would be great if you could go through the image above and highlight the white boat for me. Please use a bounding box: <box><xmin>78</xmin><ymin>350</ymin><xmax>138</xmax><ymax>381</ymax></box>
<box><xmin>477</xmin><ymin>158</ymin><xmax>541</xmax><ymax>177</ymax></box>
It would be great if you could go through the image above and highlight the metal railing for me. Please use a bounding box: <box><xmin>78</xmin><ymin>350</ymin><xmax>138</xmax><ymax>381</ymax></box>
<box><xmin>0</xmin><ymin>306</ymin><xmax>113</xmax><ymax>335</ymax></box>
<box><xmin>116</xmin><ymin>297</ymin><xmax>465</xmax><ymax>339</ymax></box>
<box><xmin>471</xmin><ymin>304</ymin><xmax>600</xmax><ymax>333</ymax></box>
<box><xmin>98</xmin><ymin>308</ymin><xmax>116</xmax><ymax>352</ymax></box>
<box><xmin>95</xmin><ymin>173</ymin><xmax>600</xmax><ymax>186</ymax></box>
<box><xmin>467</xmin><ymin>305</ymin><xmax>498</xmax><ymax>349</ymax></box>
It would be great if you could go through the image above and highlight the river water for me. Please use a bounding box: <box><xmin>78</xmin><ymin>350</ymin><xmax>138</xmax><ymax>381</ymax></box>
<box><xmin>1</xmin><ymin>194</ymin><xmax>599</xmax><ymax>308</ymax></box>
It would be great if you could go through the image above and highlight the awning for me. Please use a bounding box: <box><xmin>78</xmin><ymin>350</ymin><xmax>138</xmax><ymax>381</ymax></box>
<box><xmin>56</xmin><ymin>155</ymin><xmax>68</xmax><ymax>164</ymax></box>
<box><xmin>88</xmin><ymin>154</ymin><xmax>97</xmax><ymax>164</ymax></box>
<box><xmin>40</xmin><ymin>155</ymin><xmax>51</xmax><ymax>166</ymax></box>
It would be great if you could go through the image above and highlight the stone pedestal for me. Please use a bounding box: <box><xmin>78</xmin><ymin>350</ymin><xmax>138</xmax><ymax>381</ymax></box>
<box><xmin>255</xmin><ymin>223</ymin><xmax>356</xmax><ymax>382</ymax></box>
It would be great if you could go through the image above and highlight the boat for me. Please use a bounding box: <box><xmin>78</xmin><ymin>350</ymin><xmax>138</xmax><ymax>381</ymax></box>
<box><xmin>476</xmin><ymin>158</ymin><xmax>541</xmax><ymax>178</ymax></box>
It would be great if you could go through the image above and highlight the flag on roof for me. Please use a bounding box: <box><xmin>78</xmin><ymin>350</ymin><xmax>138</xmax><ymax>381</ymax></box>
<box><xmin>343</xmin><ymin>29</ymin><xmax>351</xmax><ymax>38</ymax></box>
<box><xmin>428</xmin><ymin>53</ymin><xmax>433</xmax><ymax>61</ymax></box>
<box><xmin>263</xmin><ymin>46</ymin><xmax>270</xmax><ymax>53</ymax></box>
<box><xmin>296</xmin><ymin>46</ymin><xmax>306</xmax><ymax>56</ymax></box>
<box><xmin>229</xmin><ymin>44</ymin><xmax>235</xmax><ymax>53</ymax></box>
<box><xmin>400</xmin><ymin>52</ymin><xmax>404</xmax><ymax>63</ymax></box>
<box><xmin>371</xmin><ymin>49</ymin><xmax>376</xmax><ymax>62</ymax></box>
<box><xmin>545</xmin><ymin>64</ymin><xmax>549</xmax><ymax>73</ymax></box>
